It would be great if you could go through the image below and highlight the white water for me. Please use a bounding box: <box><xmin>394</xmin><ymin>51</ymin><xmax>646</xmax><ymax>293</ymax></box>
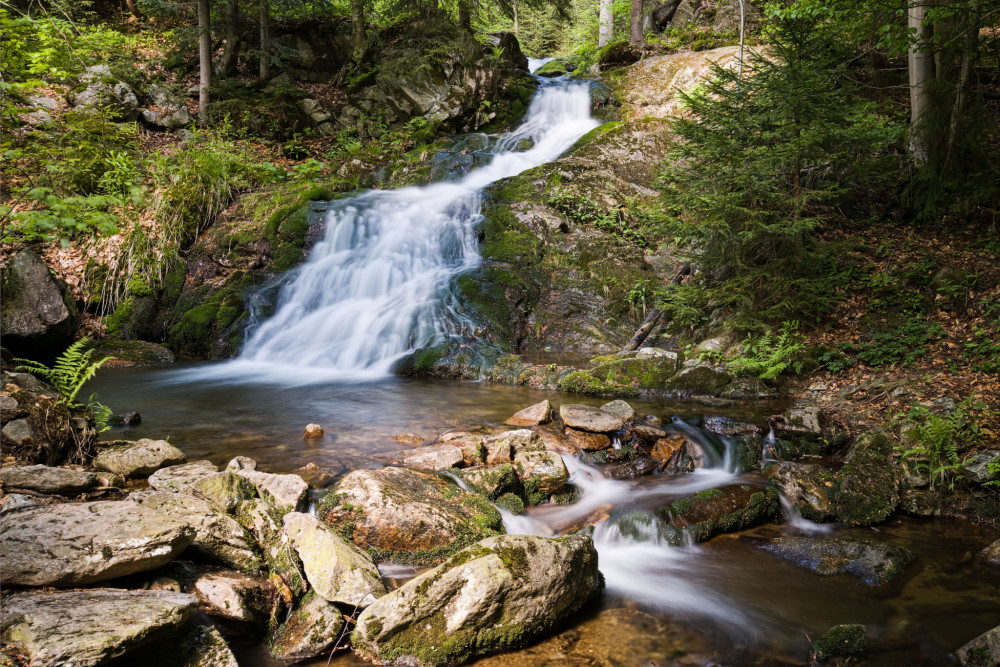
<box><xmin>190</xmin><ymin>79</ymin><xmax>598</xmax><ymax>385</ymax></box>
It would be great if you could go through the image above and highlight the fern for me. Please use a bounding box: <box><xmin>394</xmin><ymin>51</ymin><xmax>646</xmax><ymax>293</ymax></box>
<box><xmin>727</xmin><ymin>321</ymin><xmax>806</xmax><ymax>381</ymax></box>
<box><xmin>14</xmin><ymin>337</ymin><xmax>112</xmax><ymax>408</ymax></box>
<box><xmin>896</xmin><ymin>398</ymin><xmax>983</xmax><ymax>491</ymax></box>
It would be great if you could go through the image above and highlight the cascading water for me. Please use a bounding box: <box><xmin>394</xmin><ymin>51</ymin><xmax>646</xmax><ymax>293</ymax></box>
<box><xmin>208</xmin><ymin>78</ymin><xmax>598</xmax><ymax>383</ymax></box>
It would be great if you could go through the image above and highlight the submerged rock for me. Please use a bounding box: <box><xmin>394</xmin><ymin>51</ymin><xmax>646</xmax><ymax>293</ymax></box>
<box><xmin>703</xmin><ymin>416</ymin><xmax>761</xmax><ymax>437</ymax></box>
<box><xmin>94</xmin><ymin>438</ymin><xmax>187</xmax><ymax>478</ymax></box>
<box><xmin>812</xmin><ymin>624</ymin><xmax>866</xmax><ymax>660</ymax></box>
<box><xmin>319</xmin><ymin>466</ymin><xmax>503</xmax><ymax>565</ymax></box>
<box><xmin>559</xmin><ymin>404</ymin><xmax>625</xmax><ymax>433</ymax></box>
<box><xmin>271</xmin><ymin>592</ymin><xmax>345</xmax><ymax>662</ymax></box>
<box><xmin>0</xmin><ymin>464</ymin><xmax>98</xmax><ymax>494</ymax></box>
<box><xmin>352</xmin><ymin>534</ymin><xmax>600</xmax><ymax>666</ymax></box>
<box><xmin>1</xmin><ymin>500</ymin><xmax>196</xmax><ymax>586</ymax></box>
<box><xmin>662</xmin><ymin>485</ymin><xmax>779</xmax><ymax>542</ymax></box>
<box><xmin>761</xmin><ymin>536</ymin><xmax>914</xmax><ymax>586</ymax></box>
<box><xmin>1</xmin><ymin>588</ymin><xmax>197</xmax><ymax>667</ymax></box>
<box><xmin>505</xmin><ymin>400</ymin><xmax>553</xmax><ymax>426</ymax></box>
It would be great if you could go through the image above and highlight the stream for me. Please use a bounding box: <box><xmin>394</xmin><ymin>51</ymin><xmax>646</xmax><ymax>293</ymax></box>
<box><xmin>87</xmin><ymin>64</ymin><xmax>1000</xmax><ymax>666</ymax></box>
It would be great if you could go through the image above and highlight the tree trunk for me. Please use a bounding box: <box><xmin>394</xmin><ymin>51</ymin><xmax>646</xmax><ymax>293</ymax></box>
<box><xmin>598</xmin><ymin>0</ymin><xmax>613</xmax><ymax>47</ymax></box>
<box><xmin>216</xmin><ymin>0</ymin><xmax>242</xmax><ymax>78</ymax></box>
<box><xmin>629</xmin><ymin>0</ymin><xmax>643</xmax><ymax>46</ymax></box>
<box><xmin>907</xmin><ymin>0</ymin><xmax>935</xmax><ymax>164</ymax></box>
<box><xmin>944</xmin><ymin>3</ymin><xmax>979</xmax><ymax>168</ymax></box>
<box><xmin>458</xmin><ymin>0</ymin><xmax>472</xmax><ymax>31</ymax></box>
<box><xmin>124</xmin><ymin>0</ymin><xmax>141</xmax><ymax>19</ymax></box>
<box><xmin>198</xmin><ymin>0</ymin><xmax>211</xmax><ymax>126</ymax></box>
<box><xmin>351</xmin><ymin>0</ymin><xmax>367</xmax><ymax>61</ymax></box>
<box><xmin>513</xmin><ymin>0</ymin><xmax>518</xmax><ymax>35</ymax></box>
<box><xmin>259</xmin><ymin>0</ymin><xmax>271</xmax><ymax>82</ymax></box>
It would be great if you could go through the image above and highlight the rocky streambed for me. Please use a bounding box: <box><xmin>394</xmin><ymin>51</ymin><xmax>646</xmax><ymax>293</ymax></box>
<box><xmin>2</xmin><ymin>367</ymin><xmax>1000</xmax><ymax>667</ymax></box>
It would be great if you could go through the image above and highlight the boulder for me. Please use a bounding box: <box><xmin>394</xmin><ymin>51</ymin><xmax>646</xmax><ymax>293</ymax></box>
<box><xmin>812</xmin><ymin>624</ymin><xmax>866</xmax><ymax>660</ymax></box>
<box><xmin>66</xmin><ymin>65</ymin><xmax>140</xmax><ymax>121</ymax></box>
<box><xmin>379</xmin><ymin>443</ymin><xmax>465</xmax><ymax>472</ymax></box>
<box><xmin>490</xmin><ymin>428</ymin><xmax>546</xmax><ymax>453</ymax></box>
<box><xmin>534</xmin><ymin>58</ymin><xmax>573</xmax><ymax>77</ymax></box>
<box><xmin>979</xmin><ymin>539</ymin><xmax>1000</xmax><ymax>567</ymax></box>
<box><xmin>565</xmin><ymin>428</ymin><xmax>611</xmax><ymax>451</ymax></box>
<box><xmin>225</xmin><ymin>456</ymin><xmax>257</xmax><ymax>471</ymax></box>
<box><xmin>0</xmin><ymin>464</ymin><xmax>98</xmax><ymax>494</ymax></box>
<box><xmin>1</xmin><ymin>419</ymin><xmax>33</xmax><ymax>449</ymax></box>
<box><xmin>94</xmin><ymin>438</ymin><xmax>187</xmax><ymax>478</ymax></box>
<box><xmin>650</xmin><ymin>436</ymin><xmax>687</xmax><ymax>472</ymax></box>
<box><xmin>191</xmin><ymin>568</ymin><xmax>271</xmax><ymax>622</ymax></box>
<box><xmin>631</xmin><ymin>422</ymin><xmax>668</xmax><ymax>442</ymax></box>
<box><xmin>283</xmin><ymin>512</ymin><xmax>386</xmax><ymax>607</ymax></box>
<box><xmin>129</xmin><ymin>491</ymin><xmax>262</xmax><ymax>572</ymax></box>
<box><xmin>662</xmin><ymin>485</ymin><xmax>779</xmax><ymax>542</ymax></box>
<box><xmin>771</xmin><ymin>405</ymin><xmax>824</xmax><ymax>450</ymax></box>
<box><xmin>318</xmin><ymin>467</ymin><xmax>502</xmax><ymax>565</ymax></box>
<box><xmin>353</xmin><ymin>534</ymin><xmax>600</xmax><ymax>666</ymax></box>
<box><xmin>1</xmin><ymin>493</ymin><xmax>39</xmax><ymax>513</ymax></box>
<box><xmin>0</xmin><ymin>589</ymin><xmax>198</xmax><ymax>667</ymax></box>
<box><xmin>600</xmin><ymin>399</ymin><xmax>635</xmax><ymax>421</ymax></box>
<box><xmin>118</xmin><ymin>624</ymin><xmax>239</xmax><ymax>667</ymax></box>
<box><xmin>149</xmin><ymin>460</ymin><xmax>219</xmax><ymax>492</ymax></box>
<box><xmin>559</xmin><ymin>404</ymin><xmax>625</xmax><ymax>433</ymax></box>
<box><xmin>703</xmin><ymin>416</ymin><xmax>761</xmax><ymax>437</ymax></box>
<box><xmin>459</xmin><ymin>464</ymin><xmax>520</xmax><ymax>499</ymax></box>
<box><xmin>192</xmin><ymin>472</ymin><xmax>259</xmax><ymax>513</ymax></box>
<box><xmin>765</xmin><ymin>462</ymin><xmax>835</xmax><ymax>522</ymax></box>
<box><xmin>961</xmin><ymin>450</ymin><xmax>1000</xmax><ymax>484</ymax></box>
<box><xmin>832</xmin><ymin>431</ymin><xmax>900</xmax><ymax>526</ymax></box>
<box><xmin>271</xmin><ymin>593</ymin><xmax>345</xmax><ymax>662</ymax></box>
<box><xmin>0</xmin><ymin>249</ymin><xmax>80</xmax><ymax>357</ymax></box>
<box><xmin>514</xmin><ymin>450</ymin><xmax>569</xmax><ymax>495</ymax></box>
<box><xmin>233</xmin><ymin>498</ymin><xmax>305</xmax><ymax>593</ymax></box>
<box><xmin>234</xmin><ymin>468</ymin><xmax>309</xmax><ymax>511</ymax></box>
<box><xmin>955</xmin><ymin>624</ymin><xmax>1000</xmax><ymax>667</ymax></box>
<box><xmin>668</xmin><ymin>360</ymin><xmax>733</xmax><ymax>395</ymax></box>
<box><xmin>2</xmin><ymin>500</ymin><xmax>196</xmax><ymax>587</ymax></box>
<box><xmin>760</xmin><ymin>536</ymin><xmax>914</xmax><ymax>586</ymax></box>
<box><xmin>607</xmin><ymin>456</ymin><xmax>658</xmax><ymax>479</ymax></box>
<box><xmin>505</xmin><ymin>400</ymin><xmax>552</xmax><ymax>426</ymax></box>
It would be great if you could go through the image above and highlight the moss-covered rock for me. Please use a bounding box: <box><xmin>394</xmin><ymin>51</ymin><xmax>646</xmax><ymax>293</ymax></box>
<box><xmin>91</xmin><ymin>339</ymin><xmax>175</xmax><ymax>367</ymax></box>
<box><xmin>831</xmin><ymin>431</ymin><xmax>900</xmax><ymax>526</ymax></box>
<box><xmin>761</xmin><ymin>537</ymin><xmax>913</xmax><ymax>587</ymax></box>
<box><xmin>812</xmin><ymin>624</ymin><xmax>866</xmax><ymax>660</ymax></box>
<box><xmin>534</xmin><ymin>58</ymin><xmax>574</xmax><ymax>77</ymax></box>
<box><xmin>660</xmin><ymin>484</ymin><xmax>779</xmax><ymax>542</ymax></box>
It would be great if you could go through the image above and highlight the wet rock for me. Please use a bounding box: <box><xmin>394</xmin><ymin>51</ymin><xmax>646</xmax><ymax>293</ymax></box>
<box><xmin>225</xmin><ymin>456</ymin><xmax>257</xmax><ymax>471</ymax></box>
<box><xmin>832</xmin><ymin>431</ymin><xmax>900</xmax><ymax>526</ymax></box>
<box><xmin>271</xmin><ymin>592</ymin><xmax>345</xmax><ymax>662</ymax></box>
<box><xmin>122</xmin><ymin>411</ymin><xmax>142</xmax><ymax>425</ymax></box>
<box><xmin>703</xmin><ymin>416</ymin><xmax>761</xmax><ymax>437</ymax></box>
<box><xmin>668</xmin><ymin>361</ymin><xmax>732</xmax><ymax>395</ymax></box>
<box><xmin>608</xmin><ymin>456</ymin><xmax>658</xmax><ymax>479</ymax></box>
<box><xmin>600</xmin><ymin>399</ymin><xmax>635</xmax><ymax>422</ymax></box>
<box><xmin>149</xmin><ymin>460</ymin><xmax>219</xmax><ymax>492</ymax></box>
<box><xmin>283</xmin><ymin>512</ymin><xmax>386</xmax><ymax>607</ymax></box>
<box><xmin>0</xmin><ymin>589</ymin><xmax>198</xmax><ymax>667</ymax></box>
<box><xmin>559</xmin><ymin>404</ymin><xmax>625</xmax><ymax>433</ymax></box>
<box><xmin>121</xmin><ymin>623</ymin><xmax>239</xmax><ymax>667</ymax></box>
<box><xmin>565</xmin><ymin>428</ymin><xmax>611</xmax><ymax>451</ymax></box>
<box><xmin>380</xmin><ymin>443</ymin><xmax>465</xmax><ymax>472</ymax></box>
<box><xmin>191</xmin><ymin>568</ymin><xmax>271</xmax><ymax>622</ymax></box>
<box><xmin>392</xmin><ymin>432</ymin><xmax>422</xmax><ymax>445</ymax></box>
<box><xmin>515</xmin><ymin>450</ymin><xmax>569</xmax><ymax>495</ymax></box>
<box><xmin>765</xmin><ymin>462</ymin><xmax>835</xmax><ymax>522</ymax></box>
<box><xmin>460</xmin><ymin>464</ymin><xmax>520</xmax><ymax>499</ymax></box>
<box><xmin>505</xmin><ymin>400</ymin><xmax>553</xmax><ymax>426</ymax></box>
<box><xmin>730</xmin><ymin>433</ymin><xmax>765</xmax><ymax>473</ymax></box>
<box><xmin>955</xmin><ymin>624</ymin><xmax>1000</xmax><ymax>667</ymax></box>
<box><xmin>0</xmin><ymin>249</ymin><xmax>80</xmax><ymax>357</ymax></box>
<box><xmin>94</xmin><ymin>438</ymin><xmax>187</xmax><ymax>478</ymax></box>
<box><xmin>650</xmin><ymin>434</ymin><xmax>687</xmax><ymax>472</ymax></box>
<box><xmin>353</xmin><ymin>534</ymin><xmax>600</xmax><ymax>666</ymax></box>
<box><xmin>770</xmin><ymin>405</ymin><xmax>824</xmax><ymax>453</ymax></box>
<box><xmin>129</xmin><ymin>490</ymin><xmax>263</xmax><ymax>572</ymax></box>
<box><xmin>979</xmin><ymin>539</ymin><xmax>1000</xmax><ymax>567</ymax></box>
<box><xmin>535</xmin><ymin>58</ymin><xmax>573</xmax><ymax>77</ymax></box>
<box><xmin>533</xmin><ymin>424</ymin><xmax>580</xmax><ymax>455</ymax></box>
<box><xmin>319</xmin><ymin>467</ymin><xmax>502</xmax><ymax>565</ymax></box>
<box><xmin>663</xmin><ymin>485</ymin><xmax>779</xmax><ymax>542</ymax></box>
<box><xmin>812</xmin><ymin>624</ymin><xmax>866</xmax><ymax>660</ymax></box>
<box><xmin>631</xmin><ymin>422</ymin><xmax>668</xmax><ymax>442</ymax></box>
<box><xmin>303</xmin><ymin>423</ymin><xmax>325</xmax><ymax>438</ymax></box>
<box><xmin>1</xmin><ymin>500</ymin><xmax>196</xmax><ymax>586</ymax></box>
<box><xmin>961</xmin><ymin>450</ymin><xmax>1000</xmax><ymax>484</ymax></box>
<box><xmin>192</xmin><ymin>472</ymin><xmax>258</xmax><ymax>513</ymax></box>
<box><xmin>760</xmin><ymin>536</ymin><xmax>914</xmax><ymax>586</ymax></box>
<box><xmin>0</xmin><ymin>464</ymin><xmax>98</xmax><ymax>494</ymax></box>
<box><xmin>234</xmin><ymin>468</ymin><xmax>309</xmax><ymax>511</ymax></box>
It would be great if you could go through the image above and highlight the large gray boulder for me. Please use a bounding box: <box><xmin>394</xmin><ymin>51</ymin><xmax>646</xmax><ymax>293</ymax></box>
<box><xmin>559</xmin><ymin>404</ymin><xmax>626</xmax><ymax>433</ymax></box>
<box><xmin>1</xmin><ymin>500</ymin><xmax>196</xmax><ymax>586</ymax></box>
<box><xmin>0</xmin><ymin>465</ymin><xmax>98</xmax><ymax>494</ymax></box>
<box><xmin>233</xmin><ymin>467</ymin><xmax>308</xmax><ymax>511</ymax></box>
<box><xmin>353</xmin><ymin>534</ymin><xmax>601</xmax><ymax>666</ymax></box>
<box><xmin>0</xmin><ymin>588</ymin><xmax>198</xmax><ymax>667</ymax></box>
<box><xmin>271</xmin><ymin>593</ymin><xmax>346</xmax><ymax>662</ymax></box>
<box><xmin>283</xmin><ymin>512</ymin><xmax>386</xmax><ymax>607</ymax></box>
<box><xmin>94</xmin><ymin>439</ymin><xmax>187</xmax><ymax>478</ymax></box>
<box><xmin>66</xmin><ymin>65</ymin><xmax>140</xmax><ymax>121</ymax></box>
<box><xmin>0</xmin><ymin>249</ymin><xmax>80</xmax><ymax>357</ymax></box>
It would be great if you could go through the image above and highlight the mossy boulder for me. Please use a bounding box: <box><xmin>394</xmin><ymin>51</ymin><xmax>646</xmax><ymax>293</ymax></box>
<box><xmin>831</xmin><ymin>431</ymin><xmax>900</xmax><ymax>526</ymax></box>
<box><xmin>668</xmin><ymin>361</ymin><xmax>733</xmax><ymax>396</ymax></box>
<box><xmin>761</xmin><ymin>537</ymin><xmax>913</xmax><ymax>587</ymax></box>
<box><xmin>955</xmin><ymin>624</ymin><xmax>1000</xmax><ymax>667</ymax></box>
<box><xmin>318</xmin><ymin>467</ymin><xmax>503</xmax><ymax>565</ymax></box>
<box><xmin>812</xmin><ymin>624</ymin><xmax>866</xmax><ymax>660</ymax></box>
<box><xmin>660</xmin><ymin>484</ymin><xmax>779</xmax><ymax>542</ymax></box>
<box><xmin>557</xmin><ymin>355</ymin><xmax>680</xmax><ymax>398</ymax></box>
<box><xmin>597</xmin><ymin>41</ymin><xmax>640</xmax><ymax>68</ymax></box>
<box><xmin>91</xmin><ymin>339</ymin><xmax>175</xmax><ymax>367</ymax></box>
<box><xmin>192</xmin><ymin>472</ymin><xmax>258</xmax><ymax>514</ymax></box>
<box><xmin>270</xmin><ymin>592</ymin><xmax>345</xmax><ymax>663</ymax></box>
<box><xmin>1</xmin><ymin>249</ymin><xmax>80</xmax><ymax>360</ymax></box>
<box><xmin>764</xmin><ymin>461</ymin><xmax>836</xmax><ymax>522</ymax></box>
<box><xmin>534</xmin><ymin>58</ymin><xmax>574</xmax><ymax>77</ymax></box>
<box><xmin>352</xmin><ymin>534</ymin><xmax>600</xmax><ymax>666</ymax></box>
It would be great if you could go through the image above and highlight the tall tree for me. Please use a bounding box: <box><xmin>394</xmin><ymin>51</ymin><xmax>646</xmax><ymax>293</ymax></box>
<box><xmin>197</xmin><ymin>0</ymin><xmax>211</xmax><ymax>125</ymax></box>
<box><xmin>351</xmin><ymin>0</ymin><xmax>367</xmax><ymax>60</ymax></box>
<box><xmin>216</xmin><ymin>0</ymin><xmax>242</xmax><ymax>77</ymax></box>
<box><xmin>629</xmin><ymin>0</ymin><xmax>642</xmax><ymax>45</ymax></box>
<box><xmin>259</xmin><ymin>0</ymin><xmax>270</xmax><ymax>80</ymax></box>
<box><xmin>598</xmin><ymin>0</ymin><xmax>612</xmax><ymax>46</ymax></box>
<box><xmin>907</xmin><ymin>0</ymin><xmax>934</xmax><ymax>163</ymax></box>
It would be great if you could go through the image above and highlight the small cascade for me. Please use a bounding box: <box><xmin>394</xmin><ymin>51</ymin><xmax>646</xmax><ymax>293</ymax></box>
<box><xmin>762</xmin><ymin>427</ymin><xmax>780</xmax><ymax>464</ymax></box>
<box><xmin>779</xmin><ymin>494</ymin><xmax>833</xmax><ymax>534</ymax></box>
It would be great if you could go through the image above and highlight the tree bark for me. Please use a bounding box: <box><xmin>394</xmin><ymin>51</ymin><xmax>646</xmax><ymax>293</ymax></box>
<box><xmin>351</xmin><ymin>0</ymin><xmax>367</xmax><ymax>61</ymax></box>
<box><xmin>458</xmin><ymin>0</ymin><xmax>472</xmax><ymax>31</ymax></box>
<box><xmin>513</xmin><ymin>0</ymin><xmax>518</xmax><ymax>35</ymax></box>
<box><xmin>621</xmin><ymin>263</ymin><xmax>690</xmax><ymax>352</ymax></box>
<box><xmin>259</xmin><ymin>0</ymin><xmax>271</xmax><ymax>82</ymax></box>
<box><xmin>907</xmin><ymin>0</ymin><xmax>935</xmax><ymax>164</ymax></box>
<box><xmin>598</xmin><ymin>0</ymin><xmax>613</xmax><ymax>47</ymax></box>
<box><xmin>124</xmin><ymin>0</ymin><xmax>141</xmax><ymax>19</ymax></box>
<box><xmin>198</xmin><ymin>0</ymin><xmax>211</xmax><ymax>126</ymax></box>
<box><xmin>944</xmin><ymin>3</ymin><xmax>979</xmax><ymax>168</ymax></box>
<box><xmin>651</xmin><ymin>0</ymin><xmax>682</xmax><ymax>30</ymax></box>
<box><xmin>630</xmin><ymin>0</ymin><xmax>643</xmax><ymax>46</ymax></box>
<box><xmin>216</xmin><ymin>0</ymin><xmax>242</xmax><ymax>78</ymax></box>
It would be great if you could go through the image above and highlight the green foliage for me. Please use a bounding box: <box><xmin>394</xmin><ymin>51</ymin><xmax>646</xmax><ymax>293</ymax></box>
<box><xmin>849</xmin><ymin>319</ymin><xmax>944</xmax><ymax>368</ymax></box>
<box><xmin>547</xmin><ymin>190</ymin><xmax>648</xmax><ymax>246</ymax></box>
<box><xmin>895</xmin><ymin>397</ymin><xmax>986</xmax><ymax>490</ymax></box>
<box><xmin>648</xmin><ymin>25</ymin><xmax>738</xmax><ymax>53</ymax></box>
<box><xmin>727</xmin><ymin>321</ymin><xmax>806</xmax><ymax>381</ymax></box>
<box><xmin>13</xmin><ymin>338</ymin><xmax>111</xmax><ymax>407</ymax></box>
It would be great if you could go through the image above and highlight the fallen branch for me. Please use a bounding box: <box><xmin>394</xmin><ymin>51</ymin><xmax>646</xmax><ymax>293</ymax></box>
<box><xmin>620</xmin><ymin>263</ymin><xmax>690</xmax><ymax>352</ymax></box>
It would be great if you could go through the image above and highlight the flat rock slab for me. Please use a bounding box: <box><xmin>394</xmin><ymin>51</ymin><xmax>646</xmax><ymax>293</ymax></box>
<box><xmin>505</xmin><ymin>400</ymin><xmax>553</xmax><ymax>426</ymax></box>
<box><xmin>1</xmin><ymin>588</ymin><xmax>198</xmax><ymax>667</ymax></box>
<box><xmin>760</xmin><ymin>536</ymin><xmax>914</xmax><ymax>586</ymax></box>
<box><xmin>234</xmin><ymin>468</ymin><xmax>308</xmax><ymax>511</ymax></box>
<box><xmin>191</xmin><ymin>569</ymin><xmax>271</xmax><ymax>622</ymax></box>
<box><xmin>0</xmin><ymin>465</ymin><xmax>97</xmax><ymax>494</ymax></box>
<box><xmin>565</xmin><ymin>428</ymin><xmax>611</xmax><ymax>451</ymax></box>
<box><xmin>954</xmin><ymin>624</ymin><xmax>1000</xmax><ymax>667</ymax></box>
<box><xmin>1</xmin><ymin>500</ymin><xmax>196</xmax><ymax>586</ymax></box>
<box><xmin>149</xmin><ymin>460</ymin><xmax>219</xmax><ymax>492</ymax></box>
<box><xmin>94</xmin><ymin>439</ymin><xmax>186</xmax><ymax>478</ymax></box>
<box><xmin>378</xmin><ymin>444</ymin><xmax>464</xmax><ymax>472</ymax></box>
<box><xmin>600</xmin><ymin>400</ymin><xmax>635</xmax><ymax>421</ymax></box>
<box><xmin>559</xmin><ymin>404</ymin><xmax>625</xmax><ymax>433</ymax></box>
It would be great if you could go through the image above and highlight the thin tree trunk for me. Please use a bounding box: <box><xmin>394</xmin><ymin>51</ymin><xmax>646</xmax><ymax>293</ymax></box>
<box><xmin>198</xmin><ymin>0</ymin><xmax>211</xmax><ymax>126</ymax></box>
<box><xmin>944</xmin><ymin>3</ymin><xmax>979</xmax><ymax>168</ymax></box>
<box><xmin>458</xmin><ymin>0</ymin><xmax>472</xmax><ymax>31</ymax></box>
<box><xmin>598</xmin><ymin>0</ymin><xmax>613</xmax><ymax>47</ymax></box>
<box><xmin>351</xmin><ymin>0</ymin><xmax>366</xmax><ymax>61</ymax></box>
<box><xmin>259</xmin><ymin>0</ymin><xmax>270</xmax><ymax>82</ymax></box>
<box><xmin>629</xmin><ymin>0</ymin><xmax>643</xmax><ymax>46</ymax></box>
<box><xmin>124</xmin><ymin>0</ymin><xmax>141</xmax><ymax>19</ymax></box>
<box><xmin>216</xmin><ymin>0</ymin><xmax>242</xmax><ymax>78</ymax></box>
<box><xmin>907</xmin><ymin>0</ymin><xmax>935</xmax><ymax>164</ymax></box>
<box><xmin>513</xmin><ymin>0</ymin><xmax>518</xmax><ymax>35</ymax></box>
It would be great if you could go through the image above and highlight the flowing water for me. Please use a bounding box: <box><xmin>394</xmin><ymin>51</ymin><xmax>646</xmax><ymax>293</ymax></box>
<box><xmin>86</xmin><ymin>71</ymin><xmax>1000</xmax><ymax>666</ymax></box>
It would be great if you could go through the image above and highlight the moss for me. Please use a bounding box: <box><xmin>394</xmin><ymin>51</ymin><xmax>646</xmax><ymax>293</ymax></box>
<box><xmin>695</xmin><ymin>488</ymin><xmax>724</xmax><ymax>500</ymax></box>
<box><xmin>671</xmin><ymin>497</ymin><xmax>693</xmax><ymax>515</ymax></box>
<box><xmin>104</xmin><ymin>298</ymin><xmax>135</xmax><ymax>338</ymax></box>
<box><xmin>812</xmin><ymin>624</ymin><xmax>865</xmax><ymax>658</ymax></box>
<box><xmin>832</xmin><ymin>432</ymin><xmax>898</xmax><ymax>526</ymax></box>
<box><xmin>495</xmin><ymin>492</ymin><xmax>524</xmax><ymax>514</ymax></box>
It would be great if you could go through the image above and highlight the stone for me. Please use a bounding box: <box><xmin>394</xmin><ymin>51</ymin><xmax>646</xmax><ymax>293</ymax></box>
<box><xmin>283</xmin><ymin>512</ymin><xmax>386</xmax><ymax>607</ymax></box>
<box><xmin>94</xmin><ymin>438</ymin><xmax>187</xmax><ymax>478</ymax></box>
<box><xmin>702</xmin><ymin>416</ymin><xmax>761</xmax><ymax>437</ymax></box>
<box><xmin>225</xmin><ymin>455</ymin><xmax>257</xmax><ymax>471</ymax></box>
<box><xmin>0</xmin><ymin>589</ymin><xmax>198</xmax><ymax>667</ymax></box>
<box><xmin>271</xmin><ymin>593</ymin><xmax>345</xmax><ymax>662</ymax></box>
<box><xmin>1</xmin><ymin>493</ymin><xmax>38</xmax><ymax>513</ymax></box>
<box><xmin>608</xmin><ymin>456</ymin><xmax>658</xmax><ymax>479</ymax></box>
<box><xmin>303</xmin><ymin>423</ymin><xmax>325</xmax><ymax>438</ymax></box>
<box><xmin>232</xmin><ymin>498</ymin><xmax>301</xmax><ymax>588</ymax></box>
<box><xmin>490</xmin><ymin>428</ymin><xmax>546</xmax><ymax>453</ymax></box>
<box><xmin>353</xmin><ymin>534</ymin><xmax>600</xmax><ymax>666</ymax></box>
<box><xmin>1</xmin><ymin>393</ymin><xmax>19</xmax><ymax>414</ymax></box>
<box><xmin>234</xmin><ymin>468</ymin><xmax>309</xmax><ymax>511</ymax></box>
<box><xmin>559</xmin><ymin>404</ymin><xmax>626</xmax><ymax>433</ymax></box>
<box><xmin>27</xmin><ymin>95</ymin><xmax>58</xmax><ymax>111</ymax></box>
<box><xmin>0</xmin><ymin>464</ymin><xmax>97</xmax><ymax>494</ymax></box>
<box><xmin>191</xmin><ymin>568</ymin><xmax>271</xmax><ymax>622</ymax></box>
<box><xmin>832</xmin><ymin>431</ymin><xmax>900</xmax><ymax>526</ymax></box>
<box><xmin>764</xmin><ymin>461</ymin><xmax>835</xmax><ymax>522</ymax></box>
<box><xmin>650</xmin><ymin>435</ymin><xmax>687</xmax><ymax>471</ymax></box>
<box><xmin>1</xmin><ymin>500</ymin><xmax>196</xmax><ymax>586</ymax></box>
<box><xmin>955</xmin><ymin>624</ymin><xmax>1000</xmax><ymax>667</ymax></box>
<box><xmin>318</xmin><ymin>467</ymin><xmax>502</xmax><ymax>565</ymax></box>
<box><xmin>122</xmin><ymin>411</ymin><xmax>142</xmax><ymax>425</ymax></box>
<box><xmin>192</xmin><ymin>472</ymin><xmax>258</xmax><ymax>513</ymax></box>
<box><xmin>663</xmin><ymin>485</ymin><xmax>779</xmax><ymax>543</ymax></box>
<box><xmin>600</xmin><ymin>399</ymin><xmax>635</xmax><ymax>421</ymax></box>
<box><xmin>392</xmin><ymin>432</ymin><xmax>422</xmax><ymax>445</ymax></box>
<box><xmin>379</xmin><ymin>443</ymin><xmax>465</xmax><ymax>472</ymax></box>
<box><xmin>149</xmin><ymin>460</ymin><xmax>219</xmax><ymax>492</ymax></box>
<box><xmin>129</xmin><ymin>490</ymin><xmax>262</xmax><ymax>572</ymax></box>
<box><xmin>514</xmin><ymin>450</ymin><xmax>569</xmax><ymax>494</ymax></box>
<box><xmin>505</xmin><ymin>400</ymin><xmax>552</xmax><ymax>426</ymax></box>
<box><xmin>812</xmin><ymin>624</ymin><xmax>866</xmax><ymax>659</ymax></box>
<box><xmin>772</xmin><ymin>405</ymin><xmax>824</xmax><ymax>445</ymax></box>
<box><xmin>631</xmin><ymin>422</ymin><xmax>668</xmax><ymax>442</ymax></box>
<box><xmin>459</xmin><ymin>464</ymin><xmax>519</xmax><ymax>498</ymax></box>
<box><xmin>761</xmin><ymin>536</ymin><xmax>914</xmax><ymax>586</ymax></box>
<box><xmin>565</xmin><ymin>428</ymin><xmax>611</xmax><ymax>451</ymax></box>
<box><xmin>669</xmin><ymin>361</ymin><xmax>733</xmax><ymax>395</ymax></box>
<box><xmin>979</xmin><ymin>539</ymin><xmax>1000</xmax><ymax>567</ymax></box>
<box><xmin>961</xmin><ymin>450</ymin><xmax>1000</xmax><ymax>484</ymax></box>
<box><xmin>67</xmin><ymin>72</ymin><xmax>140</xmax><ymax>121</ymax></box>
<box><xmin>0</xmin><ymin>249</ymin><xmax>80</xmax><ymax>357</ymax></box>
<box><xmin>121</xmin><ymin>624</ymin><xmax>239</xmax><ymax>667</ymax></box>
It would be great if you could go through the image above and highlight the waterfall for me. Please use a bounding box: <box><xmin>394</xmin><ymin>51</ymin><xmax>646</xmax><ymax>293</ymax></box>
<box><xmin>210</xmin><ymin>79</ymin><xmax>598</xmax><ymax>384</ymax></box>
